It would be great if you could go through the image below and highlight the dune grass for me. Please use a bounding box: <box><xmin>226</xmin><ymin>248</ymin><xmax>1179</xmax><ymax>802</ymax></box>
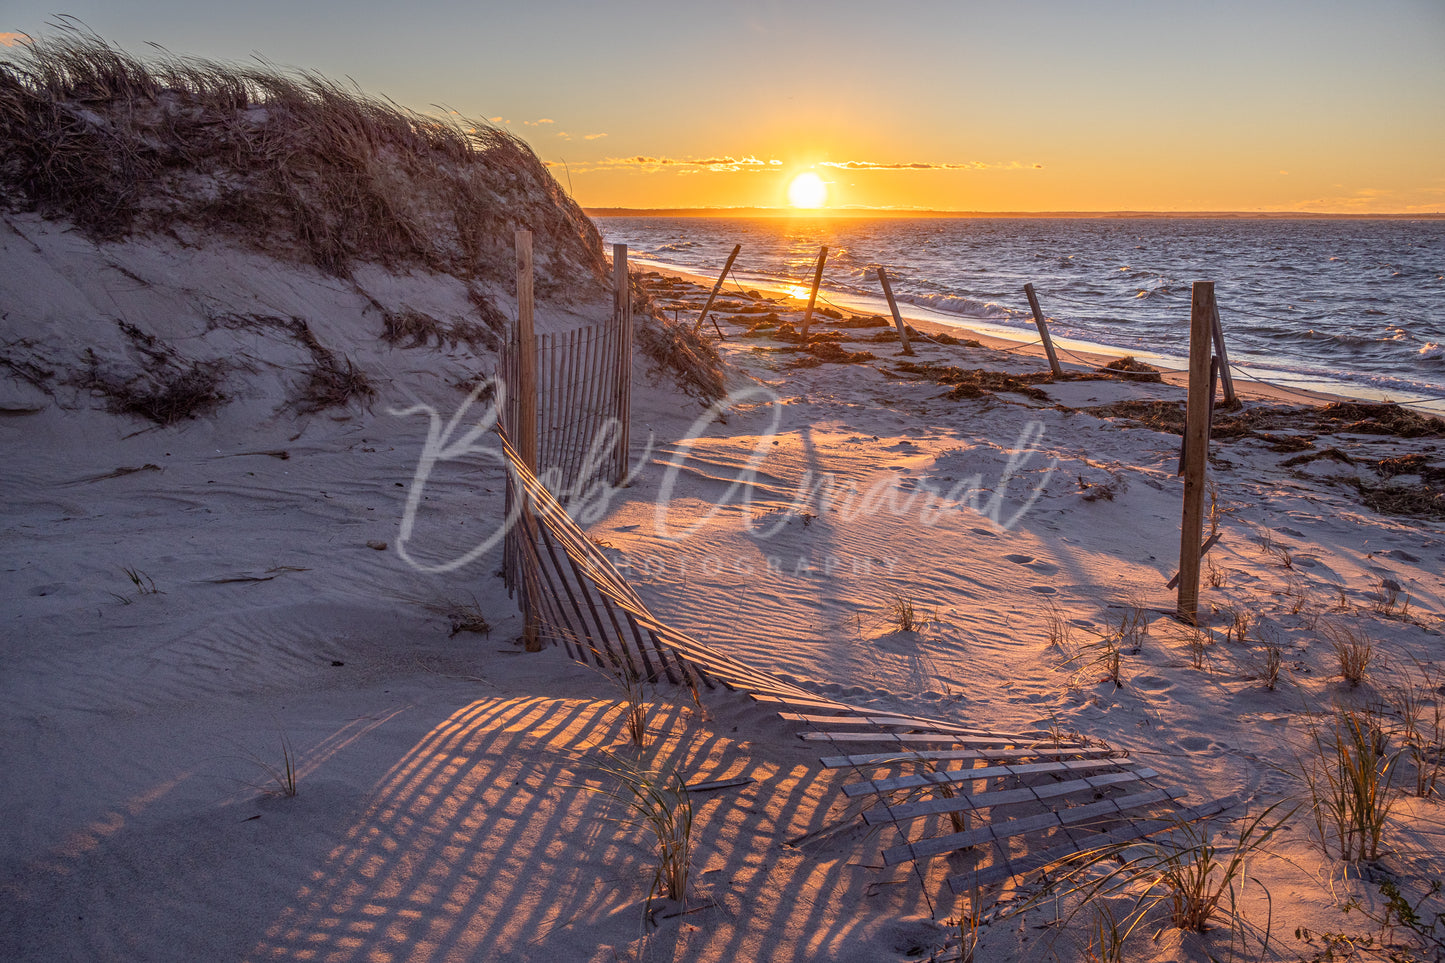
<box><xmin>0</xmin><ymin>24</ymin><xmax>607</xmax><ymax>289</ymax></box>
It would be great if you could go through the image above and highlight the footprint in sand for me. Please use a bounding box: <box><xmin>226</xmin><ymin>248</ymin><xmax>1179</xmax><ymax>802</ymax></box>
<box><xmin>1175</xmin><ymin>734</ymin><xmax>1219</xmax><ymax>753</ymax></box>
<box><xmin>1028</xmin><ymin>585</ymin><xmax>1058</xmax><ymax>595</ymax></box>
<box><xmin>1006</xmin><ymin>553</ymin><xmax>1059</xmax><ymax>575</ymax></box>
<box><xmin>1131</xmin><ymin>674</ymin><xmax>1175</xmax><ymax>695</ymax></box>
<box><xmin>1381</xmin><ymin>549</ymin><xmax>1421</xmax><ymax>563</ymax></box>
<box><xmin>971</xmin><ymin>527</ymin><xmax>999</xmax><ymax>539</ymax></box>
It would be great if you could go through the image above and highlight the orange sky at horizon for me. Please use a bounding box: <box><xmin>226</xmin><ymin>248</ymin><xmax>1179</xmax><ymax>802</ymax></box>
<box><xmin>4</xmin><ymin>1</ymin><xmax>1443</xmax><ymax>214</ymax></box>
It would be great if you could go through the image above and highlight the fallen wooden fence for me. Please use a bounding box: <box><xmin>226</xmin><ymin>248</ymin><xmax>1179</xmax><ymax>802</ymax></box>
<box><xmin>496</xmin><ymin>431</ymin><xmax>1233</xmax><ymax>894</ymax></box>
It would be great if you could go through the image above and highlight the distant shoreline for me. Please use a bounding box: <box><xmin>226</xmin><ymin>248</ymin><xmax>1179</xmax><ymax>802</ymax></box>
<box><xmin>587</xmin><ymin>207</ymin><xmax>1445</xmax><ymax>220</ymax></box>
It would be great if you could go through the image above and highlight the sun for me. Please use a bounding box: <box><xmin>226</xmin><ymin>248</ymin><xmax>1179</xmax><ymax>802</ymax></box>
<box><xmin>787</xmin><ymin>171</ymin><xmax>828</xmax><ymax>209</ymax></box>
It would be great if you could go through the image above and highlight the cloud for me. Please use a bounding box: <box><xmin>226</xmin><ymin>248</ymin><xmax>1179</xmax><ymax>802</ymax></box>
<box><xmin>1289</xmin><ymin>186</ymin><xmax>1405</xmax><ymax>213</ymax></box>
<box><xmin>542</xmin><ymin>153</ymin><xmax>786</xmax><ymax>175</ymax></box>
<box><xmin>820</xmin><ymin>159</ymin><xmax>1042</xmax><ymax>172</ymax></box>
<box><xmin>523</xmin><ymin>118</ymin><xmax>554</xmax><ymax>126</ymax></box>
<box><xmin>596</xmin><ymin>154</ymin><xmax>781</xmax><ymax>172</ymax></box>
<box><xmin>584</xmin><ymin>132</ymin><xmax>608</xmax><ymax>140</ymax></box>
<box><xmin>1</xmin><ymin>31</ymin><xmax>31</xmax><ymax>46</ymax></box>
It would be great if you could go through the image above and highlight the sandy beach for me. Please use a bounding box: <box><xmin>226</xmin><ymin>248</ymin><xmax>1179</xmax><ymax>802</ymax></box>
<box><xmin>4</xmin><ymin>34</ymin><xmax>1445</xmax><ymax>963</ymax></box>
<box><xmin>5</xmin><ymin>209</ymin><xmax>1445</xmax><ymax>960</ymax></box>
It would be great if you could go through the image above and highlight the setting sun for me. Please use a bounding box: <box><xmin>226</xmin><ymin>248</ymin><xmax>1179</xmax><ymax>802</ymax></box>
<box><xmin>787</xmin><ymin>171</ymin><xmax>827</xmax><ymax>209</ymax></box>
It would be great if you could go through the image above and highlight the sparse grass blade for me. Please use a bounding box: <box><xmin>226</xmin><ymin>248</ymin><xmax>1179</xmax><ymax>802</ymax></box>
<box><xmin>122</xmin><ymin>565</ymin><xmax>159</xmax><ymax>594</ymax></box>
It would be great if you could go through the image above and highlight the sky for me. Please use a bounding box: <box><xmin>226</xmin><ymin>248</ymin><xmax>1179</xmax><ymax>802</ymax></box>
<box><xmin>3</xmin><ymin>0</ymin><xmax>1443</xmax><ymax>213</ymax></box>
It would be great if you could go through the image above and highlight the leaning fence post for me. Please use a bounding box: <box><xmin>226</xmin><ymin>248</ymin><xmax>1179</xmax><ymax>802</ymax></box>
<box><xmin>516</xmin><ymin>230</ymin><xmax>541</xmax><ymax>651</ymax></box>
<box><xmin>694</xmin><ymin>243</ymin><xmax>740</xmax><ymax>339</ymax></box>
<box><xmin>876</xmin><ymin>268</ymin><xmax>913</xmax><ymax>355</ymax></box>
<box><xmin>1023</xmin><ymin>283</ymin><xmax>1064</xmax><ymax>378</ymax></box>
<box><xmin>612</xmin><ymin>243</ymin><xmax>633</xmax><ymax>487</ymax></box>
<box><xmin>1177</xmin><ymin>281</ymin><xmax>1215</xmax><ymax>625</ymax></box>
<box><xmin>798</xmin><ymin>245</ymin><xmax>828</xmax><ymax>339</ymax></box>
<box><xmin>1210</xmin><ymin>303</ymin><xmax>1237</xmax><ymax>406</ymax></box>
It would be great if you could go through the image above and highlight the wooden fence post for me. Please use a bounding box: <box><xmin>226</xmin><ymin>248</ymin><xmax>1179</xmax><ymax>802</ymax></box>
<box><xmin>1210</xmin><ymin>304</ymin><xmax>1237</xmax><ymax>406</ymax></box>
<box><xmin>799</xmin><ymin>245</ymin><xmax>828</xmax><ymax>339</ymax></box>
<box><xmin>694</xmin><ymin>243</ymin><xmax>740</xmax><ymax>338</ymax></box>
<box><xmin>613</xmin><ymin>243</ymin><xmax>633</xmax><ymax>487</ymax></box>
<box><xmin>1023</xmin><ymin>283</ymin><xmax>1064</xmax><ymax>378</ymax></box>
<box><xmin>516</xmin><ymin>230</ymin><xmax>541</xmax><ymax>651</ymax></box>
<box><xmin>1177</xmin><ymin>281</ymin><xmax>1215</xmax><ymax>625</ymax></box>
<box><xmin>876</xmin><ymin>268</ymin><xmax>913</xmax><ymax>355</ymax></box>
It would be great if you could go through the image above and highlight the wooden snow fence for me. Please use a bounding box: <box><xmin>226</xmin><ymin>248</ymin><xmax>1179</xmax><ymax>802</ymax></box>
<box><xmin>495</xmin><ymin>432</ymin><xmax>1236</xmax><ymax>894</ymax></box>
<box><xmin>496</xmin><ymin>321</ymin><xmax>627</xmax><ymax>504</ymax></box>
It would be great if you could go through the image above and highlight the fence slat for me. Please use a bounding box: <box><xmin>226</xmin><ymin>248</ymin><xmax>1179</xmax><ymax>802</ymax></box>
<box><xmin>883</xmin><ymin>788</ymin><xmax>1185</xmax><ymax>865</ymax></box>
<box><xmin>842</xmin><ymin>757</ymin><xmax>1132</xmax><ymax>798</ymax></box>
<box><xmin>862</xmin><ymin>769</ymin><xmax>1158</xmax><ymax>826</ymax></box>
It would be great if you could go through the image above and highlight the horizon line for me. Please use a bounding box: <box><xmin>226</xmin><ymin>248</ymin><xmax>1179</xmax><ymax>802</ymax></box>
<box><xmin>584</xmin><ymin>206</ymin><xmax>1444</xmax><ymax>219</ymax></box>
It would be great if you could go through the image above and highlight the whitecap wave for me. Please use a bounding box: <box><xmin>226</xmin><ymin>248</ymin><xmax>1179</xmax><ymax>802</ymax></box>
<box><xmin>904</xmin><ymin>292</ymin><xmax>1020</xmax><ymax>321</ymax></box>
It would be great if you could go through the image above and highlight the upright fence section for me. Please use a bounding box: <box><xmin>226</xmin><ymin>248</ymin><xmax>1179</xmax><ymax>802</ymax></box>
<box><xmin>496</xmin><ymin>322</ymin><xmax>625</xmax><ymax>498</ymax></box>
<box><xmin>498</xmin><ymin>241</ymin><xmax>634</xmax><ymax>603</ymax></box>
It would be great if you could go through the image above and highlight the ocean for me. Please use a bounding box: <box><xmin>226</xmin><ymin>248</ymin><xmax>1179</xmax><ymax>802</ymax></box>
<box><xmin>596</xmin><ymin>216</ymin><xmax>1445</xmax><ymax>413</ymax></box>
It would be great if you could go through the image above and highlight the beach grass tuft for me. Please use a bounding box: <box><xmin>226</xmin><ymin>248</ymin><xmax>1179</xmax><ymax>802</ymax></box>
<box><xmin>1393</xmin><ymin>661</ymin><xmax>1445</xmax><ymax>799</ymax></box>
<box><xmin>241</xmin><ymin>732</ymin><xmax>299</xmax><ymax>798</ymax></box>
<box><xmin>1039</xmin><ymin>805</ymin><xmax>1290</xmax><ymax>958</ymax></box>
<box><xmin>586</xmin><ymin>747</ymin><xmax>693</xmax><ymax>905</ymax></box>
<box><xmin>1262</xmin><ymin>644</ymin><xmax>1283</xmax><ymax>691</ymax></box>
<box><xmin>1044</xmin><ymin>602</ymin><xmax>1074</xmax><ymax>650</ymax></box>
<box><xmin>1323</xmin><ymin>622</ymin><xmax>1375</xmax><ymax>688</ymax></box>
<box><xmin>1301</xmin><ymin>705</ymin><xmax>1397</xmax><ymax>862</ymax></box>
<box><xmin>1255</xmin><ymin>530</ymin><xmax>1294</xmax><ymax>569</ymax></box>
<box><xmin>1370</xmin><ymin>577</ymin><xmax>1413</xmax><ymax>620</ymax></box>
<box><xmin>883</xmin><ymin>593</ymin><xmax>930</xmax><ymax>634</ymax></box>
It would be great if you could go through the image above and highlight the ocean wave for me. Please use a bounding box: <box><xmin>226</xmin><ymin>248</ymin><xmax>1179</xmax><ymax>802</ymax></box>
<box><xmin>1133</xmin><ymin>283</ymin><xmax>1182</xmax><ymax>300</ymax></box>
<box><xmin>1305</xmin><ymin>329</ymin><xmax>1381</xmax><ymax>347</ymax></box>
<box><xmin>902</xmin><ymin>292</ymin><xmax>1022</xmax><ymax>321</ymax></box>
